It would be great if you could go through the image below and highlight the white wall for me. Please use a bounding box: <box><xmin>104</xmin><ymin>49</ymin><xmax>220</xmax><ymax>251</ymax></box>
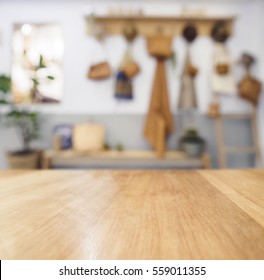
<box><xmin>0</xmin><ymin>0</ymin><xmax>264</xmax><ymax>167</ymax></box>
<box><xmin>0</xmin><ymin>0</ymin><xmax>263</xmax><ymax>114</ymax></box>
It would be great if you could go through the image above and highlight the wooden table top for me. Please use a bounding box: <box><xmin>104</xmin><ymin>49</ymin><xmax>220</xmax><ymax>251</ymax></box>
<box><xmin>0</xmin><ymin>170</ymin><xmax>263</xmax><ymax>260</ymax></box>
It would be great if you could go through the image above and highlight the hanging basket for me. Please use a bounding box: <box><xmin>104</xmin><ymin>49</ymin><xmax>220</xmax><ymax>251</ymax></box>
<box><xmin>187</xmin><ymin>64</ymin><xmax>198</xmax><ymax>77</ymax></box>
<box><xmin>123</xmin><ymin>61</ymin><xmax>140</xmax><ymax>78</ymax></box>
<box><xmin>147</xmin><ymin>35</ymin><xmax>172</xmax><ymax>58</ymax></box>
<box><xmin>238</xmin><ymin>76</ymin><xmax>262</xmax><ymax>105</ymax></box>
<box><xmin>88</xmin><ymin>62</ymin><xmax>112</xmax><ymax>80</ymax></box>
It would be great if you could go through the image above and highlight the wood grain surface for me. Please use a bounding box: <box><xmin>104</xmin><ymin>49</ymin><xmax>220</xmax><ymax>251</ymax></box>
<box><xmin>0</xmin><ymin>170</ymin><xmax>263</xmax><ymax>260</ymax></box>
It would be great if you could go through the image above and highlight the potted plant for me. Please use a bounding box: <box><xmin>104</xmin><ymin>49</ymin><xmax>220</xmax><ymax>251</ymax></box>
<box><xmin>115</xmin><ymin>142</ymin><xmax>124</xmax><ymax>152</ymax></box>
<box><xmin>0</xmin><ymin>75</ymin><xmax>12</xmax><ymax>131</ymax></box>
<box><xmin>0</xmin><ymin>74</ymin><xmax>41</xmax><ymax>169</ymax></box>
<box><xmin>5</xmin><ymin>108</ymin><xmax>41</xmax><ymax>169</ymax></box>
<box><xmin>0</xmin><ymin>73</ymin><xmax>10</xmax><ymax>124</ymax></box>
<box><xmin>0</xmin><ymin>75</ymin><xmax>11</xmax><ymax>113</ymax></box>
<box><xmin>179</xmin><ymin>128</ymin><xmax>206</xmax><ymax>158</ymax></box>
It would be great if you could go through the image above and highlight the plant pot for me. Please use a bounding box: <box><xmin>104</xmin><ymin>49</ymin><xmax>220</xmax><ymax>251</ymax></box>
<box><xmin>6</xmin><ymin>150</ymin><xmax>40</xmax><ymax>170</ymax></box>
<box><xmin>182</xmin><ymin>142</ymin><xmax>205</xmax><ymax>158</ymax></box>
<box><xmin>179</xmin><ymin>135</ymin><xmax>205</xmax><ymax>158</ymax></box>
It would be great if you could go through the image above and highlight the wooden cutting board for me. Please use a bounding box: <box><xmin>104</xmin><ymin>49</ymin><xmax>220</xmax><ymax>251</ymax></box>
<box><xmin>0</xmin><ymin>170</ymin><xmax>263</xmax><ymax>260</ymax></box>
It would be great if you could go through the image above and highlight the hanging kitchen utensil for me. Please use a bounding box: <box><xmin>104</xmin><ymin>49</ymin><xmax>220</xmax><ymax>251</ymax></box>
<box><xmin>238</xmin><ymin>53</ymin><xmax>262</xmax><ymax>106</ymax></box>
<box><xmin>87</xmin><ymin>24</ymin><xmax>112</xmax><ymax>80</ymax></box>
<box><xmin>178</xmin><ymin>24</ymin><xmax>198</xmax><ymax>110</ymax></box>
<box><xmin>144</xmin><ymin>32</ymin><xmax>174</xmax><ymax>157</ymax></box>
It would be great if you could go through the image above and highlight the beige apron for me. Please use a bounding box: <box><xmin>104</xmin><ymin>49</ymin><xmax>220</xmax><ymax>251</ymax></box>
<box><xmin>178</xmin><ymin>47</ymin><xmax>197</xmax><ymax>109</ymax></box>
<box><xmin>211</xmin><ymin>43</ymin><xmax>236</xmax><ymax>95</ymax></box>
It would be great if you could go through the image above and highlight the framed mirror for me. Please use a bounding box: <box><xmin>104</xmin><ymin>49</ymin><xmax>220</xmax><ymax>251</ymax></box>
<box><xmin>12</xmin><ymin>23</ymin><xmax>64</xmax><ymax>104</ymax></box>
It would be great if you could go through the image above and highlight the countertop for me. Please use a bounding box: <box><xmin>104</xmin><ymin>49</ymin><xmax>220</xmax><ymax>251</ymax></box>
<box><xmin>0</xmin><ymin>170</ymin><xmax>263</xmax><ymax>260</ymax></box>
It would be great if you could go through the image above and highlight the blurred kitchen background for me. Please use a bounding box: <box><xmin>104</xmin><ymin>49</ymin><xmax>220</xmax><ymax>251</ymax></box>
<box><xmin>0</xmin><ymin>0</ymin><xmax>263</xmax><ymax>170</ymax></box>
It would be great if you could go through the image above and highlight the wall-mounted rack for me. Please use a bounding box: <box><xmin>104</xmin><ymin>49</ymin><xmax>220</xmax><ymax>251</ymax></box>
<box><xmin>85</xmin><ymin>15</ymin><xmax>236</xmax><ymax>37</ymax></box>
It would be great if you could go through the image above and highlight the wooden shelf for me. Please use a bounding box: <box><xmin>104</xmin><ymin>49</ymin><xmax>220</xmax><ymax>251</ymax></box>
<box><xmin>42</xmin><ymin>150</ymin><xmax>211</xmax><ymax>169</ymax></box>
<box><xmin>86</xmin><ymin>15</ymin><xmax>236</xmax><ymax>37</ymax></box>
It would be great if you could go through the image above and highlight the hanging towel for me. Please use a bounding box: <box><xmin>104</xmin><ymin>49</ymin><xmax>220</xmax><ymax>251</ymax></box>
<box><xmin>144</xmin><ymin>58</ymin><xmax>174</xmax><ymax>154</ymax></box>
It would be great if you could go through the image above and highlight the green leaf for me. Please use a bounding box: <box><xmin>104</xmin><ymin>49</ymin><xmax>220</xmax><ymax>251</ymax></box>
<box><xmin>6</xmin><ymin>108</ymin><xmax>41</xmax><ymax>144</ymax></box>
<box><xmin>0</xmin><ymin>99</ymin><xmax>8</xmax><ymax>104</ymax></box>
<box><xmin>47</xmin><ymin>75</ymin><xmax>55</xmax><ymax>80</ymax></box>
<box><xmin>31</xmin><ymin>78</ymin><xmax>40</xmax><ymax>88</ymax></box>
<box><xmin>0</xmin><ymin>75</ymin><xmax>11</xmax><ymax>93</ymax></box>
<box><xmin>38</xmin><ymin>55</ymin><xmax>46</xmax><ymax>69</ymax></box>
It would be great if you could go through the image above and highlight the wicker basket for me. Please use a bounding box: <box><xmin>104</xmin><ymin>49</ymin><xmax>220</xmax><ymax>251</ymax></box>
<box><xmin>73</xmin><ymin>123</ymin><xmax>105</xmax><ymax>152</ymax></box>
<box><xmin>7</xmin><ymin>151</ymin><xmax>39</xmax><ymax>170</ymax></box>
<box><xmin>238</xmin><ymin>75</ymin><xmax>262</xmax><ymax>105</ymax></box>
<box><xmin>88</xmin><ymin>62</ymin><xmax>112</xmax><ymax>80</ymax></box>
<box><xmin>147</xmin><ymin>35</ymin><xmax>172</xmax><ymax>58</ymax></box>
<box><xmin>216</xmin><ymin>63</ymin><xmax>230</xmax><ymax>75</ymax></box>
<box><xmin>123</xmin><ymin>61</ymin><xmax>140</xmax><ymax>78</ymax></box>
